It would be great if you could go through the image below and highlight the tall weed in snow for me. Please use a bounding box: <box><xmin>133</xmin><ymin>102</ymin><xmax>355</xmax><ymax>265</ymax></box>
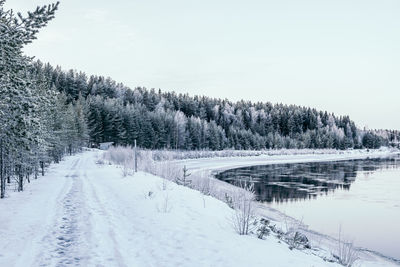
<box><xmin>103</xmin><ymin>146</ymin><xmax>135</xmax><ymax>165</ymax></box>
<box><xmin>121</xmin><ymin>159</ymin><xmax>135</xmax><ymax>177</ymax></box>
<box><xmin>336</xmin><ymin>227</ymin><xmax>358</xmax><ymax>267</ymax></box>
<box><xmin>156</xmin><ymin>192</ymin><xmax>173</xmax><ymax>213</ymax></box>
<box><xmin>191</xmin><ymin>171</ymin><xmax>215</xmax><ymax>196</ymax></box>
<box><xmin>229</xmin><ymin>181</ymin><xmax>256</xmax><ymax>235</ymax></box>
<box><xmin>103</xmin><ymin>146</ymin><xmax>136</xmax><ymax>177</ymax></box>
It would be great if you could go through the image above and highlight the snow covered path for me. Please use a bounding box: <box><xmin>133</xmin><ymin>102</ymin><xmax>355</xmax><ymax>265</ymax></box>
<box><xmin>0</xmin><ymin>152</ymin><xmax>128</xmax><ymax>267</ymax></box>
<box><xmin>33</xmin><ymin>153</ymin><xmax>127</xmax><ymax>267</ymax></box>
<box><xmin>0</xmin><ymin>150</ymin><xmax>340</xmax><ymax>267</ymax></box>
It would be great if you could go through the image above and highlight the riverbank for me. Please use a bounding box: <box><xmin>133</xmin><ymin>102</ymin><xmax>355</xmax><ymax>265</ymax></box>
<box><xmin>173</xmin><ymin>147</ymin><xmax>400</xmax><ymax>266</ymax></box>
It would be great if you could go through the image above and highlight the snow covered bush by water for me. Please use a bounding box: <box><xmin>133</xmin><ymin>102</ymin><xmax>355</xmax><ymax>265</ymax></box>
<box><xmin>336</xmin><ymin>229</ymin><xmax>359</xmax><ymax>267</ymax></box>
<box><xmin>228</xmin><ymin>182</ymin><xmax>256</xmax><ymax>235</ymax></box>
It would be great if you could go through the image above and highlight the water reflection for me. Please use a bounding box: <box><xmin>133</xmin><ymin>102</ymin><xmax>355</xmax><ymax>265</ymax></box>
<box><xmin>215</xmin><ymin>156</ymin><xmax>400</xmax><ymax>203</ymax></box>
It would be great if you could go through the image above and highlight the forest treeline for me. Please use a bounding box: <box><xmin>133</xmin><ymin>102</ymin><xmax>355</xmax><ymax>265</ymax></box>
<box><xmin>1</xmin><ymin>1</ymin><xmax>399</xmax><ymax>198</ymax></box>
<box><xmin>30</xmin><ymin>61</ymin><xmax>399</xmax><ymax>151</ymax></box>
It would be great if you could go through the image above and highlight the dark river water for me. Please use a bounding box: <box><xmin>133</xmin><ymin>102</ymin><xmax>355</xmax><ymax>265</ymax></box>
<box><xmin>215</xmin><ymin>155</ymin><xmax>400</xmax><ymax>260</ymax></box>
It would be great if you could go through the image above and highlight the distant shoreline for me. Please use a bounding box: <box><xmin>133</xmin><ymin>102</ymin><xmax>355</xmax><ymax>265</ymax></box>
<box><xmin>175</xmin><ymin>147</ymin><xmax>400</xmax><ymax>174</ymax></box>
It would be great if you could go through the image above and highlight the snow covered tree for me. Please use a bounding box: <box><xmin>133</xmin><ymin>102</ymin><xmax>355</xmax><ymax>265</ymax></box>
<box><xmin>173</xmin><ymin>111</ymin><xmax>187</xmax><ymax>149</ymax></box>
<box><xmin>0</xmin><ymin>0</ymin><xmax>59</xmax><ymax>196</ymax></box>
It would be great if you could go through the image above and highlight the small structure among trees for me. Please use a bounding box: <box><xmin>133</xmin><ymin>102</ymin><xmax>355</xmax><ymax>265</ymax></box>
<box><xmin>99</xmin><ymin>142</ymin><xmax>114</xmax><ymax>150</ymax></box>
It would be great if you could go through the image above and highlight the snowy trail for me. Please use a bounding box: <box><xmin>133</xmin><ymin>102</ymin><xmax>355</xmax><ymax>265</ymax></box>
<box><xmin>33</xmin><ymin>152</ymin><xmax>129</xmax><ymax>267</ymax></box>
<box><xmin>82</xmin><ymin>169</ymin><xmax>128</xmax><ymax>267</ymax></box>
<box><xmin>0</xmin><ymin>152</ymin><xmax>126</xmax><ymax>267</ymax></box>
<box><xmin>0</xmin><ymin>155</ymin><xmax>80</xmax><ymax>266</ymax></box>
<box><xmin>1</xmin><ymin>150</ymin><xmax>343</xmax><ymax>267</ymax></box>
<box><xmin>35</xmin><ymin>156</ymin><xmax>92</xmax><ymax>266</ymax></box>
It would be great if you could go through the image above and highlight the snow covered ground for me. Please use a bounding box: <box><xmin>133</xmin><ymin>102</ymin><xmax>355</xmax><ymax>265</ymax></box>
<box><xmin>1</xmin><ymin>148</ymin><xmax>399</xmax><ymax>267</ymax></box>
<box><xmin>0</xmin><ymin>150</ymin><xmax>343</xmax><ymax>267</ymax></box>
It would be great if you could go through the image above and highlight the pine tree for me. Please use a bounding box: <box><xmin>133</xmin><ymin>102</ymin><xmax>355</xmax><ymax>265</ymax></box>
<box><xmin>0</xmin><ymin>0</ymin><xmax>59</xmax><ymax>196</ymax></box>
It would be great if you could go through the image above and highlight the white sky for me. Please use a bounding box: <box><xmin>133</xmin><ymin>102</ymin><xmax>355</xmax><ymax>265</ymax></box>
<box><xmin>5</xmin><ymin>0</ymin><xmax>400</xmax><ymax>130</ymax></box>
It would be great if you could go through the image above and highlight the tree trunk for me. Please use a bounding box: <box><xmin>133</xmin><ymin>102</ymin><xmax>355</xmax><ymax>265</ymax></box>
<box><xmin>0</xmin><ymin>139</ymin><xmax>5</xmax><ymax>199</ymax></box>
<box><xmin>40</xmin><ymin>161</ymin><xmax>45</xmax><ymax>176</ymax></box>
<box><xmin>34</xmin><ymin>155</ymin><xmax>38</xmax><ymax>179</ymax></box>
<box><xmin>17</xmin><ymin>165</ymin><xmax>23</xmax><ymax>192</ymax></box>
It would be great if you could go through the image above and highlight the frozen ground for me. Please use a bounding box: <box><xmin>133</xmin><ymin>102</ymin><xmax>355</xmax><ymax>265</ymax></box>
<box><xmin>0</xmin><ymin>150</ymin><xmax>342</xmax><ymax>267</ymax></box>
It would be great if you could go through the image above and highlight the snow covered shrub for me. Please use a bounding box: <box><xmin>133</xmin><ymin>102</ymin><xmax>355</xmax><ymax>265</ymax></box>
<box><xmin>282</xmin><ymin>215</ymin><xmax>311</xmax><ymax>250</ymax></box>
<box><xmin>103</xmin><ymin>147</ymin><xmax>136</xmax><ymax>177</ymax></box>
<box><xmin>336</xmin><ymin>229</ymin><xmax>358</xmax><ymax>267</ymax></box>
<box><xmin>153</xmin><ymin>161</ymin><xmax>181</xmax><ymax>182</ymax></box>
<box><xmin>224</xmin><ymin>193</ymin><xmax>234</xmax><ymax>209</ymax></box>
<box><xmin>269</xmin><ymin>224</ymin><xmax>285</xmax><ymax>239</ymax></box>
<box><xmin>191</xmin><ymin>171</ymin><xmax>214</xmax><ymax>196</ymax></box>
<box><xmin>230</xmin><ymin>182</ymin><xmax>256</xmax><ymax>235</ymax></box>
<box><xmin>137</xmin><ymin>150</ymin><xmax>156</xmax><ymax>173</ymax></box>
<box><xmin>256</xmin><ymin>218</ymin><xmax>270</xmax><ymax>239</ymax></box>
<box><xmin>287</xmin><ymin>231</ymin><xmax>310</xmax><ymax>250</ymax></box>
<box><xmin>150</xmin><ymin>149</ymin><xmax>174</xmax><ymax>161</ymax></box>
<box><xmin>121</xmin><ymin>159</ymin><xmax>134</xmax><ymax>177</ymax></box>
<box><xmin>103</xmin><ymin>146</ymin><xmax>135</xmax><ymax>166</ymax></box>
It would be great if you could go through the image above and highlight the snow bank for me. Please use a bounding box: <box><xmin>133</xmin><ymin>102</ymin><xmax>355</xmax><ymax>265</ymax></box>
<box><xmin>92</xmin><ymin>158</ymin><xmax>340</xmax><ymax>266</ymax></box>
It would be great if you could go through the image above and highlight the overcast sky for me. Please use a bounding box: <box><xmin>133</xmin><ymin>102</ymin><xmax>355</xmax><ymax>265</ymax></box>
<box><xmin>6</xmin><ymin>0</ymin><xmax>400</xmax><ymax>130</ymax></box>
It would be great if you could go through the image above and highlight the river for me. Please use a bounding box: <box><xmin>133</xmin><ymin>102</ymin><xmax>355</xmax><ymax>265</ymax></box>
<box><xmin>215</xmin><ymin>155</ymin><xmax>400</xmax><ymax>260</ymax></box>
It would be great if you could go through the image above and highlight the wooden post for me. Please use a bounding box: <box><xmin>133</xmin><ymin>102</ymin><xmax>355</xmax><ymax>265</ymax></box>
<box><xmin>134</xmin><ymin>139</ymin><xmax>138</xmax><ymax>172</ymax></box>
